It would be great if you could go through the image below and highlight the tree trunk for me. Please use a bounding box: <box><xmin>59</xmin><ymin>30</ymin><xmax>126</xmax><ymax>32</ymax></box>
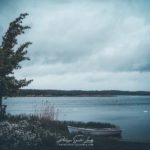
<box><xmin>0</xmin><ymin>84</ymin><xmax>2</xmax><ymax>107</ymax></box>
<box><xmin>0</xmin><ymin>94</ymin><xmax>2</xmax><ymax>120</ymax></box>
<box><xmin>0</xmin><ymin>83</ymin><xmax>3</xmax><ymax>120</ymax></box>
<box><xmin>0</xmin><ymin>94</ymin><xmax>2</xmax><ymax>107</ymax></box>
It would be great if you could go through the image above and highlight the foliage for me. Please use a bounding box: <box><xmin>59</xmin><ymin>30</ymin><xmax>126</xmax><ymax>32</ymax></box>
<box><xmin>0</xmin><ymin>114</ymin><xmax>127</xmax><ymax>150</ymax></box>
<box><xmin>0</xmin><ymin>119</ymin><xmax>56</xmax><ymax>150</ymax></box>
<box><xmin>0</xmin><ymin>13</ymin><xmax>32</xmax><ymax>100</ymax></box>
<box><xmin>0</xmin><ymin>13</ymin><xmax>32</xmax><ymax>118</ymax></box>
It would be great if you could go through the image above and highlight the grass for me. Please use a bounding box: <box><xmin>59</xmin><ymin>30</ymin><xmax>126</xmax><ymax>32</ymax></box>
<box><xmin>3</xmin><ymin>114</ymin><xmax>117</xmax><ymax>135</ymax></box>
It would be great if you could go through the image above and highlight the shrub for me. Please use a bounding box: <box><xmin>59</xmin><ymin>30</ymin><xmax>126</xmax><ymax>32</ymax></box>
<box><xmin>0</xmin><ymin>119</ymin><xmax>56</xmax><ymax>150</ymax></box>
<box><xmin>34</xmin><ymin>100</ymin><xmax>59</xmax><ymax>125</ymax></box>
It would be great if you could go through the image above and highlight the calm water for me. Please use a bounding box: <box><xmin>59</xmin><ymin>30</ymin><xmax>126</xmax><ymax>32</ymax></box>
<box><xmin>4</xmin><ymin>96</ymin><xmax>150</xmax><ymax>143</ymax></box>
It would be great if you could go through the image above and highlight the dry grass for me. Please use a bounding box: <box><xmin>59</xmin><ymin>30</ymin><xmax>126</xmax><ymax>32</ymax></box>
<box><xmin>34</xmin><ymin>100</ymin><xmax>59</xmax><ymax>124</ymax></box>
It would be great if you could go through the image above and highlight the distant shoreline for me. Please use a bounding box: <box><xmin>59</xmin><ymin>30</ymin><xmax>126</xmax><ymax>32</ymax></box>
<box><xmin>11</xmin><ymin>89</ymin><xmax>150</xmax><ymax>97</ymax></box>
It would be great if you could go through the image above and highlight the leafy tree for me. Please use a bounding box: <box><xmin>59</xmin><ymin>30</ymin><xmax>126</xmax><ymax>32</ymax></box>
<box><xmin>0</xmin><ymin>13</ymin><xmax>33</xmax><ymax>118</ymax></box>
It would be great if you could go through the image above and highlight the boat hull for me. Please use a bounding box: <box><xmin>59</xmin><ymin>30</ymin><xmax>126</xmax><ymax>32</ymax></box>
<box><xmin>68</xmin><ymin>126</ymin><xmax>121</xmax><ymax>136</ymax></box>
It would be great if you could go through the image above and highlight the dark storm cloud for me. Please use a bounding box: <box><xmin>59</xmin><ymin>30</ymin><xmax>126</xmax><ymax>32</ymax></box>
<box><xmin>0</xmin><ymin>0</ymin><xmax>150</xmax><ymax>90</ymax></box>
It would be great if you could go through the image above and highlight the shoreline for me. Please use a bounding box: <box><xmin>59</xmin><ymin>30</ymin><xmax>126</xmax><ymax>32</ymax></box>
<box><xmin>10</xmin><ymin>89</ymin><xmax>150</xmax><ymax>97</ymax></box>
<box><xmin>7</xmin><ymin>95</ymin><xmax>150</xmax><ymax>98</ymax></box>
<box><xmin>1</xmin><ymin>115</ymin><xmax>150</xmax><ymax>150</ymax></box>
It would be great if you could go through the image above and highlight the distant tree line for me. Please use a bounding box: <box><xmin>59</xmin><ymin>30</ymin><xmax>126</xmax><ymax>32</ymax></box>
<box><xmin>14</xmin><ymin>89</ymin><xmax>150</xmax><ymax>97</ymax></box>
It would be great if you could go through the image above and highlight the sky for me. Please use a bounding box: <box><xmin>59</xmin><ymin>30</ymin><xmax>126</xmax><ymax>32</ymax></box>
<box><xmin>0</xmin><ymin>0</ymin><xmax>150</xmax><ymax>91</ymax></box>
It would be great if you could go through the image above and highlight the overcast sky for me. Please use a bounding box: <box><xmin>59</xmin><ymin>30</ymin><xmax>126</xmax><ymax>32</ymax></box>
<box><xmin>0</xmin><ymin>0</ymin><xmax>150</xmax><ymax>91</ymax></box>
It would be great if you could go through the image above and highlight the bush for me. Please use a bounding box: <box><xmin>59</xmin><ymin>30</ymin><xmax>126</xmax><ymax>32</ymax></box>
<box><xmin>0</xmin><ymin>119</ymin><xmax>56</xmax><ymax>150</ymax></box>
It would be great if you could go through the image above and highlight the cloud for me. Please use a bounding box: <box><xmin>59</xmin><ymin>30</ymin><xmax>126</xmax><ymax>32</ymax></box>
<box><xmin>1</xmin><ymin>0</ymin><xmax>150</xmax><ymax>90</ymax></box>
<box><xmin>22</xmin><ymin>1</ymin><xmax>150</xmax><ymax>72</ymax></box>
<box><xmin>17</xmin><ymin>71</ymin><xmax>150</xmax><ymax>91</ymax></box>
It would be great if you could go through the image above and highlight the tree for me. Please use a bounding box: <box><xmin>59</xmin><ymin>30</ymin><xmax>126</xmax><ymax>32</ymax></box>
<box><xmin>0</xmin><ymin>13</ymin><xmax>33</xmax><ymax>118</ymax></box>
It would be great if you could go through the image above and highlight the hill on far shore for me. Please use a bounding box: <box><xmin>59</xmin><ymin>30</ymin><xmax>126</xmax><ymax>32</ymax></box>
<box><xmin>13</xmin><ymin>89</ymin><xmax>150</xmax><ymax>97</ymax></box>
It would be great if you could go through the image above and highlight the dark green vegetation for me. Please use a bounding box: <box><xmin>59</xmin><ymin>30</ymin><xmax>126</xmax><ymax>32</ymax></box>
<box><xmin>0</xmin><ymin>13</ymin><xmax>32</xmax><ymax>119</ymax></box>
<box><xmin>16</xmin><ymin>89</ymin><xmax>150</xmax><ymax>97</ymax></box>
<box><xmin>3</xmin><ymin>114</ymin><xmax>116</xmax><ymax>135</ymax></box>
<box><xmin>0</xmin><ymin>115</ymin><xmax>150</xmax><ymax>150</ymax></box>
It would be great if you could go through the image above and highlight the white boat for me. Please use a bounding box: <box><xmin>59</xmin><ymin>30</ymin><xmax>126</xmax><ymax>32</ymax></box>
<box><xmin>68</xmin><ymin>126</ymin><xmax>121</xmax><ymax>136</ymax></box>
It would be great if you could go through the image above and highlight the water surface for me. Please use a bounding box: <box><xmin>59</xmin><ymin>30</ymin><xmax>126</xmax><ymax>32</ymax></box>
<box><xmin>4</xmin><ymin>96</ymin><xmax>150</xmax><ymax>143</ymax></box>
